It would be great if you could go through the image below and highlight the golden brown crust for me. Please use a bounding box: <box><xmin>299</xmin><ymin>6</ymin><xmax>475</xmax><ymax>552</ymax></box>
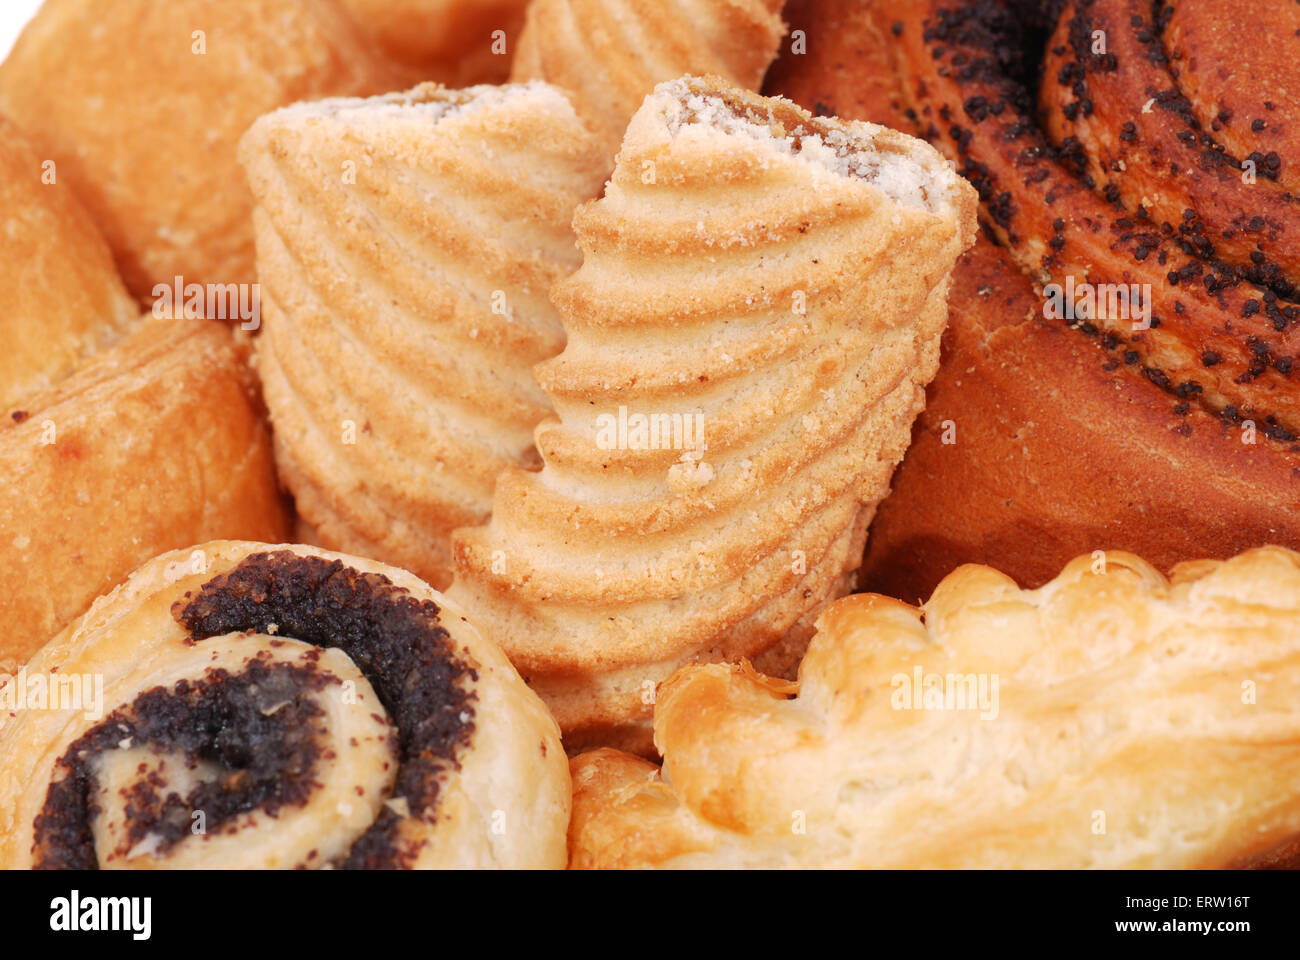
<box><xmin>510</xmin><ymin>0</ymin><xmax>788</xmax><ymax>162</ymax></box>
<box><xmin>450</xmin><ymin>76</ymin><xmax>976</xmax><ymax>754</ymax></box>
<box><xmin>861</xmin><ymin>239</ymin><xmax>1300</xmax><ymax>599</ymax></box>
<box><xmin>763</xmin><ymin>0</ymin><xmax>911</xmax><ymax>129</ymax></box>
<box><xmin>0</xmin><ymin>113</ymin><xmax>138</xmax><ymax>410</ymax></box>
<box><xmin>0</xmin><ymin>541</ymin><xmax>569</xmax><ymax>869</ymax></box>
<box><xmin>336</xmin><ymin>0</ymin><xmax>529</xmax><ymax>85</ymax></box>
<box><xmin>0</xmin><ymin>318</ymin><xmax>289</xmax><ymax>670</ymax></box>
<box><xmin>775</xmin><ymin>0</ymin><xmax>1300</xmax><ymax>597</ymax></box>
<box><xmin>243</xmin><ymin>83</ymin><xmax>606</xmax><ymax>589</ymax></box>
<box><xmin>570</xmin><ymin>546</ymin><xmax>1300</xmax><ymax>868</ymax></box>
<box><xmin>0</xmin><ymin>0</ymin><xmax>399</xmax><ymax>301</ymax></box>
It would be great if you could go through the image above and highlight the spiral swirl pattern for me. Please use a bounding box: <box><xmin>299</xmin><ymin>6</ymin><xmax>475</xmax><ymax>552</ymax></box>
<box><xmin>0</xmin><ymin>542</ymin><xmax>569</xmax><ymax>869</ymax></box>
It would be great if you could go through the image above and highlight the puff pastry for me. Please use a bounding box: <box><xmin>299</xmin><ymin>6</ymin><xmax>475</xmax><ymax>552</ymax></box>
<box><xmin>0</xmin><ymin>0</ymin><xmax>398</xmax><ymax>301</ymax></box>
<box><xmin>243</xmin><ymin>82</ymin><xmax>605</xmax><ymax>589</ymax></box>
<box><xmin>450</xmin><ymin>76</ymin><xmax>977</xmax><ymax>754</ymax></box>
<box><xmin>571</xmin><ymin>547</ymin><xmax>1300</xmax><ymax>868</ymax></box>
<box><xmin>510</xmin><ymin>0</ymin><xmax>788</xmax><ymax>161</ymax></box>
<box><xmin>0</xmin><ymin>318</ymin><xmax>289</xmax><ymax>671</ymax></box>
<box><xmin>0</xmin><ymin>541</ymin><xmax>569</xmax><ymax>870</ymax></box>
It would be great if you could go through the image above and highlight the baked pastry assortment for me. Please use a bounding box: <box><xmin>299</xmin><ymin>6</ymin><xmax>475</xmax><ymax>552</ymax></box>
<box><xmin>0</xmin><ymin>542</ymin><xmax>569</xmax><ymax>870</ymax></box>
<box><xmin>769</xmin><ymin>0</ymin><xmax>1300</xmax><ymax>597</ymax></box>
<box><xmin>4</xmin><ymin>0</ymin><xmax>1298</xmax><ymax>874</ymax></box>
<box><xmin>571</xmin><ymin>546</ymin><xmax>1300</xmax><ymax>868</ymax></box>
<box><xmin>242</xmin><ymin>82</ymin><xmax>606</xmax><ymax>589</ymax></box>
<box><xmin>511</xmin><ymin>0</ymin><xmax>788</xmax><ymax>161</ymax></box>
<box><xmin>450</xmin><ymin>76</ymin><xmax>977</xmax><ymax>754</ymax></box>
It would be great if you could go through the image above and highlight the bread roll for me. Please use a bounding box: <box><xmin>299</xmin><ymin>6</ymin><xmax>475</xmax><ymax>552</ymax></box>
<box><xmin>571</xmin><ymin>546</ymin><xmax>1300</xmax><ymax>868</ymax></box>
<box><xmin>242</xmin><ymin>82</ymin><xmax>606</xmax><ymax>588</ymax></box>
<box><xmin>0</xmin><ymin>0</ymin><xmax>399</xmax><ymax>301</ymax></box>
<box><xmin>771</xmin><ymin>0</ymin><xmax>1300</xmax><ymax>596</ymax></box>
<box><xmin>0</xmin><ymin>541</ymin><xmax>568</xmax><ymax>869</ymax></box>
<box><xmin>450</xmin><ymin>76</ymin><xmax>977</xmax><ymax>754</ymax></box>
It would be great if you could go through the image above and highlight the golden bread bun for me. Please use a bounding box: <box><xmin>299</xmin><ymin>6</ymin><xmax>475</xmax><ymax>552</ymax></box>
<box><xmin>770</xmin><ymin>0</ymin><xmax>1300</xmax><ymax>596</ymax></box>
<box><xmin>0</xmin><ymin>0</ymin><xmax>399</xmax><ymax>301</ymax></box>
<box><xmin>242</xmin><ymin>82</ymin><xmax>606</xmax><ymax>588</ymax></box>
<box><xmin>0</xmin><ymin>318</ymin><xmax>290</xmax><ymax>670</ymax></box>
<box><xmin>0</xmin><ymin>541</ymin><xmax>569</xmax><ymax>869</ymax></box>
<box><xmin>571</xmin><ymin>546</ymin><xmax>1300</xmax><ymax>868</ymax></box>
<box><xmin>450</xmin><ymin>76</ymin><xmax>977</xmax><ymax>754</ymax></box>
<box><xmin>0</xmin><ymin>112</ymin><xmax>138</xmax><ymax>410</ymax></box>
<box><xmin>510</xmin><ymin>0</ymin><xmax>788</xmax><ymax>161</ymax></box>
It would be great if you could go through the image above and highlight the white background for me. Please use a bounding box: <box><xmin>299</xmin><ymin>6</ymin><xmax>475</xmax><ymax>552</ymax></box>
<box><xmin>0</xmin><ymin>1</ymin><xmax>41</xmax><ymax>62</ymax></box>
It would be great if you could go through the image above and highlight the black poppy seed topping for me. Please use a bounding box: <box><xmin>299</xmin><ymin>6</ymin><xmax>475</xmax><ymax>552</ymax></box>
<box><xmin>33</xmin><ymin>551</ymin><xmax>477</xmax><ymax>871</ymax></box>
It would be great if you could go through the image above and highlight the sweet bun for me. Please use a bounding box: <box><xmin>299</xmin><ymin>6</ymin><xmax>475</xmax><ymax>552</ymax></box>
<box><xmin>0</xmin><ymin>0</ymin><xmax>399</xmax><ymax>301</ymax></box>
<box><xmin>0</xmin><ymin>541</ymin><xmax>569</xmax><ymax>869</ymax></box>
<box><xmin>450</xmin><ymin>75</ymin><xmax>976</xmax><ymax>754</ymax></box>
<box><xmin>242</xmin><ymin>82</ymin><xmax>606</xmax><ymax>589</ymax></box>
<box><xmin>769</xmin><ymin>0</ymin><xmax>1300</xmax><ymax>596</ymax></box>
<box><xmin>571</xmin><ymin>546</ymin><xmax>1300</xmax><ymax>868</ymax></box>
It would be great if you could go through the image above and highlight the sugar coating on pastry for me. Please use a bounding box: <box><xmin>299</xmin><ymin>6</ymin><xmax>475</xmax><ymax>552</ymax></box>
<box><xmin>511</xmin><ymin>0</ymin><xmax>788</xmax><ymax>161</ymax></box>
<box><xmin>0</xmin><ymin>541</ymin><xmax>569</xmax><ymax>869</ymax></box>
<box><xmin>450</xmin><ymin>76</ymin><xmax>978</xmax><ymax>755</ymax></box>
<box><xmin>242</xmin><ymin>81</ymin><xmax>606</xmax><ymax>590</ymax></box>
<box><xmin>569</xmin><ymin>546</ymin><xmax>1300</xmax><ymax>868</ymax></box>
<box><xmin>0</xmin><ymin>0</ymin><xmax>399</xmax><ymax>301</ymax></box>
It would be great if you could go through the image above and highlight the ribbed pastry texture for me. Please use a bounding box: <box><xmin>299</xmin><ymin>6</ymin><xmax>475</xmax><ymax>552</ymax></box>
<box><xmin>242</xmin><ymin>83</ymin><xmax>606</xmax><ymax>589</ymax></box>
<box><xmin>511</xmin><ymin>0</ymin><xmax>788</xmax><ymax>161</ymax></box>
<box><xmin>570</xmin><ymin>547</ymin><xmax>1300</xmax><ymax>868</ymax></box>
<box><xmin>451</xmin><ymin>76</ymin><xmax>978</xmax><ymax>754</ymax></box>
<box><xmin>0</xmin><ymin>542</ymin><xmax>569</xmax><ymax>870</ymax></box>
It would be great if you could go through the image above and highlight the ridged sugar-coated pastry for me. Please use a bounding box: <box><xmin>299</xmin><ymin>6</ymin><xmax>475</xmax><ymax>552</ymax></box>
<box><xmin>242</xmin><ymin>82</ymin><xmax>607</xmax><ymax>588</ymax></box>
<box><xmin>450</xmin><ymin>76</ymin><xmax>977</xmax><ymax>754</ymax></box>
